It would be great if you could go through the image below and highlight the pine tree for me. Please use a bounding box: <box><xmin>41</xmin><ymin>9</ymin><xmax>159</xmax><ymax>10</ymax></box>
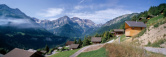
<box><xmin>82</xmin><ymin>38</ymin><xmax>87</xmax><ymax>46</ymax></box>
<box><xmin>45</xmin><ymin>45</ymin><xmax>49</xmax><ymax>53</ymax></box>
<box><xmin>78</xmin><ymin>38</ymin><xmax>82</xmax><ymax>48</ymax></box>
<box><xmin>164</xmin><ymin>9</ymin><xmax>166</xmax><ymax>17</ymax></box>
<box><xmin>74</xmin><ymin>38</ymin><xmax>77</xmax><ymax>44</ymax></box>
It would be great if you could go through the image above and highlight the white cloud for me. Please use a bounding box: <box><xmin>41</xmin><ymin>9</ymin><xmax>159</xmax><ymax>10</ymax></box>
<box><xmin>47</xmin><ymin>18</ymin><xmax>58</xmax><ymax>21</ymax></box>
<box><xmin>74</xmin><ymin>5</ymin><xmax>84</xmax><ymax>10</ymax></box>
<box><xmin>79</xmin><ymin>0</ymin><xmax>85</xmax><ymax>4</ymax></box>
<box><xmin>37</xmin><ymin>8</ymin><xmax>63</xmax><ymax>17</ymax></box>
<box><xmin>67</xmin><ymin>8</ymin><xmax>133</xmax><ymax>24</ymax></box>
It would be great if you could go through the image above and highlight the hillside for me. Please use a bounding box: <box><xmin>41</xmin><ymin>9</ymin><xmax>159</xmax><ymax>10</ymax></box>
<box><xmin>91</xmin><ymin>13</ymin><xmax>138</xmax><ymax>35</ymax></box>
<box><xmin>137</xmin><ymin>15</ymin><xmax>166</xmax><ymax>47</ymax></box>
<box><xmin>0</xmin><ymin>4</ymin><xmax>69</xmax><ymax>50</ymax></box>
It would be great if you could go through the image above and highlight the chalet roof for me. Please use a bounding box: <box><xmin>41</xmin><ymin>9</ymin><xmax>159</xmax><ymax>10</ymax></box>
<box><xmin>146</xmin><ymin>15</ymin><xmax>154</xmax><ymax>18</ymax></box>
<box><xmin>139</xmin><ymin>17</ymin><xmax>146</xmax><ymax>20</ymax></box>
<box><xmin>40</xmin><ymin>50</ymin><xmax>46</xmax><ymax>53</ymax></box>
<box><xmin>58</xmin><ymin>47</ymin><xmax>63</xmax><ymax>49</ymax></box>
<box><xmin>160</xmin><ymin>9</ymin><xmax>165</xmax><ymax>13</ymax></box>
<box><xmin>125</xmin><ymin>21</ymin><xmax>146</xmax><ymax>27</ymax></box>
<box><xmin>2</xmin><ymin>48</ymin><xmax>35</xmax><ymax>57</ymax></box>
<box><xmin>113</xmin><ymin>29</ymin><xmax>124</xmax><ymax>32</ymax></box>
<box><xmin>70</xmin><ymin>44</ymin><xmax>79</xmax><ymax>49</ymax></box>
<box><xmin>111</xmin><ymin>32</ymin><xmax>115</xmax><ymax>33</ymax></box>
<box><xmin>66</xmin><ymin>41</ymin><xmax>74</xmax><ymax>45</ymax></box>
<box><xmin>91</xmin><ymin>37</ymin><xmax>102</xmax><ymax>42</ymax></box>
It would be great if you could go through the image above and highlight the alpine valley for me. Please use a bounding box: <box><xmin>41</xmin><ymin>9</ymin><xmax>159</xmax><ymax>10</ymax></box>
<box><xmin>0</xmin><ymin>4</ymin><xmax>69</xmax><ymax>50</ymax></box>
<box><xmin>0</xmin><ymin>4</ymin><xmax>138</xmax><ymax>50</ymax></box>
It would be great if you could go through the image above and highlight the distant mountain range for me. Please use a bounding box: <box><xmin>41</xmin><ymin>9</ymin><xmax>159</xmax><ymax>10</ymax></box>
<box><xmin>33</xmin><ymin>16</ymin><xmax>101</xmax><ymax>38</ymax></box>
<box><xmin>0</xmin><ymin>4</ymin><xmax>139</xmax><ymax>50</ymax></box>
<box><xmin>0</xmin><ymin>4</ymin><xmax>69</xmax><ymax>50</ymax></box>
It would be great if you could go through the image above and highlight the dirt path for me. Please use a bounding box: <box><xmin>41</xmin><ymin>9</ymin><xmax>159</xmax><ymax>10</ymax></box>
<box><xmin>144</xmin><ymin>47</ymin><xmax>166</xmax><ymax>55</ymax></box>
<box><xmin>45</xmin><ymin>50</ymin><xmax>58</xmax><ymax>57</ymax></box>
<box><xmin>70</xmin><ymin>44</ymin><xmax>104</xmax><ymax>57</ymax></box>
<box><xmin>70</xmin><ymin>40</ymin><xmax>114</xmax><ymax>57</ymax></box>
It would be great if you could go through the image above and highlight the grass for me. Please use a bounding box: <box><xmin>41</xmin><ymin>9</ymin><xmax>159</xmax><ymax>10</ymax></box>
<box><xmin>146</xmin><ymin>15</ymin><xmax>166</xmax><ymax>28</ymax></box>
<box><xmin>120</xmin><ymin>34</ymin><xmax>126</xmax><ymax>42</ymax></box>
<box><xmin>49</xmin><ymin>49</ymin><xmax>80</xmax><ymax>57</ymax></box>
<box><xmin>104</xmin><ymin>43</ymin><xmax>165</xmax><ymax>57</ymax></box>
<box><xmin>146</xmin><ymin>39</ymin><xmax>166</xmax><ymax>47</ymax></box>
<box><xmin>134</xmin><ymin>15</ymin><xmax>166</xmax><ymax>38</ymax></box>
<box><xmin>146</xmin><ymin>15</ymin><xmax>164</xmax><ymax>27</ymax></box>
<box><xmin>133</xmin><ymin>28</ymin><xmax>146</xmax><ymax>38</ymax></box>
<box><xmin>77</xmin><ymin>48</ymin><xmax>107</xmax><ymax>57</ymax></box>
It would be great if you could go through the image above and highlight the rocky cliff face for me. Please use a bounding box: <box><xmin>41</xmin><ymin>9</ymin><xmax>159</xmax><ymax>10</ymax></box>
<box><xmin>103</xmin><ymin>13</ymin><xmax>138</xmax><ymax>26</ymax></box>
<box><xmin>35</xmin><ymin>16</ymin><xmax>100</xmax><ymax>38</ymax></box>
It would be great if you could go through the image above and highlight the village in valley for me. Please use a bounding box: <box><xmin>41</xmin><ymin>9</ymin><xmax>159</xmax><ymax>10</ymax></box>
<box><xmin>2</xmin><ymin>7</ymin><xmax>166</xmax><ymax>57</ymax></box>
<box><xmin>0</xmin><ymin>0</ymin><xmax>166</xmax><ymax>57</ymax></box>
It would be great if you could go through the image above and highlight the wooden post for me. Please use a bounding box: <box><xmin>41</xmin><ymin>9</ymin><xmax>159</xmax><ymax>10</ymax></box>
<box><xmin>119</xmin><ymin>37</ymin><xmax>121</xmax><ymax>44</ymax></box>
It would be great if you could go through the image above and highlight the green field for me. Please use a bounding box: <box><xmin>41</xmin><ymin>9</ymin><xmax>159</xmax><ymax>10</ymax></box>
<box><xmin>49</xmin><ymin>49</ymin><xmax>80</xmax><ymax>57</ymax></box>
<box><xmin>77</xmin><ymin>48</ymin><xmax>107</xmax><ymax>57</ymax></box>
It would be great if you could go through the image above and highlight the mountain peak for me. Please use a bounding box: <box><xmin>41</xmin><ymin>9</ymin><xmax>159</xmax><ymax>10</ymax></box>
<box><xmin>72</xmin><ymin>17</ymin><xmax>80</xmax><ymax>19</ymax></box>
<box><xmin>63</xmin><ymin>15</ymin><xmax>69</xmax><ymax>18</ymax></box>
<box><xmin>0</xmin><ymin>4</ymin><xmax>10</xmax><ymax>9</ymax></box>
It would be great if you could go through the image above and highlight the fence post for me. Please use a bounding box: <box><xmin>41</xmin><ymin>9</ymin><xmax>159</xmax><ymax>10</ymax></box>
<box><xmin>119</xmin><ymin>37</ymin><xmax>121</xmax><ymax>44</ymax></box>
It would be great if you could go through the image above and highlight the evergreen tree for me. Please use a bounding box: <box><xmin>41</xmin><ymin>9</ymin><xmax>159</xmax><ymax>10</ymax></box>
<box><xmin>74</xmin><ymin>38</ymin><xmax>77</xmax><ymax>44</ymax></box>
<box><xmin>95</xmin><ymin>33</ymin><xmax>100</xmax><ymax>37</ymax></box>
<box><xmin>164</xmin><ymin>9</ymin><xmax>166</xmax><ymax>17</ymax></box>
<box><xmin>45</xmin><ymin>45</ymin><xmax>49</xmax><ymax>53</ymax></box>
<box><xmin>82</xmin><ymin>38</ymin><xmax>87</xmax><ymax>46</ymax></box>
<box><xmin>82</xmin><ymin>36</ymin><xmax>91</xmax><ymax>46</ymax></box>
<box><xmin>78</xmin><ymin>38</ymin><xmax>82</xmax><ymax>48</ymax></box>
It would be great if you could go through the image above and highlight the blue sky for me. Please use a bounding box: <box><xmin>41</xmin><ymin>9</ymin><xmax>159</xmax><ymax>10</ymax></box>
<box><xmin>0</xmin><ymin>0</ymin><xmax>166</xmax><ymax>24</ymax></box>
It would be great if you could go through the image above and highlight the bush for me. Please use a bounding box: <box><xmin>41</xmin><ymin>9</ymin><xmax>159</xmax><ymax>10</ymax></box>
<box><xmin>164</xmin><ymin>26</ymin><xmax>166</xmax><ymax>28</ymax></box>
<box><xmin>151</xmin><ymin>39</ymin><xmax>166</xmax><ymax>47</ymax></box>
<box><xmin>146</xmin><ymin>39</ymin><xmax>166</xmax><ymax>47</ymax></box>
<box><xmin>133</xmin><ymin>29</ymin><xmax>146</xmax><ymax>38</ymax></box>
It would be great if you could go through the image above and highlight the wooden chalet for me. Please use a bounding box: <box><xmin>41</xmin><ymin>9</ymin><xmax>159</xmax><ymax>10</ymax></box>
<box><xmin>2</xmin><ymin>48</ymin><xmax>43</xmax><ymax>57</ymax></box>
<box><xmin>65</xmin><ymin>41</ymin><xmax>74</xmax><ymax>46</ymax></box>
<box><xmin>125</xmin><ymin>21</ymin><xmax>146</xmax><ymax>37</ymax></box>
<box><xmin>69</xmin><ymin>44</ymin><xmax>79</xmax><ymax>50</ymax></box>
<box><xmin>139</xmin><ymin>17</ymin><xmax>146</xmax><ymax>21</ymax></box>
<box><xmin>91</xmin><ymin>37</ymin><xmax>102</xmax><ymax>44</ymax></box>
<box><xmin>146</xmin><ymin>15</ymin><xmax>154</xmax><ymax>19</ymax></box>
<box><xmin>160</xmin><ymin>9</ymin><xmax>165</xmax><ymax>14</ymax></box>
<box><xmin>112</xmin><ymin>29</ymin><xmax>124</xmax><ymax>37</ymax></box>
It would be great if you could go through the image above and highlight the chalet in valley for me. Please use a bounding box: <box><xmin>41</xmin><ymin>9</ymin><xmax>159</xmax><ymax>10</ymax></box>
<box><xmin>65</xmin><ymin>41</ymin><xmax>74</xmax><ymax>46</ymax></box>
<box><xmin>111</xmin><ymin>29</ymin><xmax>124</xmax><ymax>37</ymax></box>
<box><xmin>2</xmin><ymin>48</ymin><xmax>43</xmax><ymax>57</ymax></box>
<box><xmin>91</xmin><ymin>37</ymin><xmax>102</xmax><ymax>44</ymax></box>
<box><xmin>139</xmin><ymin>17</ymin><xmax>146</xmax><ymax>21</ymax></box>
<box><xmin>125</xmin><ymin>21</ymin><xmax>146</xmax><ymax>37</ymax></box>
<box><xmin>69</xmin><ymin>44</ymin><xmax>79</xmax><ymax>50</ymax></box>
<box><xmin>146</xmin><ymin>15</ymin><xmax>154</xmax><ymax>19</ymax></box>
<box><xmin>160</xmin><ymin>9</ymin><xmax>165</xmax><ymax>14</ymax></box>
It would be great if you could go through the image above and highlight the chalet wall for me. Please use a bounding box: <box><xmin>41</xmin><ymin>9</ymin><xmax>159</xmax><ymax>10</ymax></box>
<box><xmin>125</xmin><ymin>23</ymin><xmax>144</xmax><ymax>36</ymax></box>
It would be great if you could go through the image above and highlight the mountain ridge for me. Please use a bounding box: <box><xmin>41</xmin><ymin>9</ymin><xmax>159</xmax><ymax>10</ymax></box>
<box><xmin>34</xmin><ymin>16</ymin><xmax>101</xmax><ymax>38</ymax></box>
<box><xmin>0</xmin><ymin>4</ymin><xmax>69</xmax><ymax>50</ymax></box>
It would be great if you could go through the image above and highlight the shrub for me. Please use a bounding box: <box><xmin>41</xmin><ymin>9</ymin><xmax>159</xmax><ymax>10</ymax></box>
<box><xmin>146</xmin><ymin>39</ymin><xmax>166</xmax><ymax>47</ymax></box>
<box><xmin>151</xmin><ymin>39</ymin><xmax>166</xmax><ymax>47</ymax></box>
<box><xmin>146</xmin><ymin>41</ymin><xmax>151</xmax><ymax>46</ymax></box>
<box><xmin>164</xmin><ymin>26</ymin><xmax>166</xmax><ymax>28</ymax></box>
<box><xmin>134</xmin><ymin>29</ymin><xmax>146</xmax><ymax>38</ymax></box>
